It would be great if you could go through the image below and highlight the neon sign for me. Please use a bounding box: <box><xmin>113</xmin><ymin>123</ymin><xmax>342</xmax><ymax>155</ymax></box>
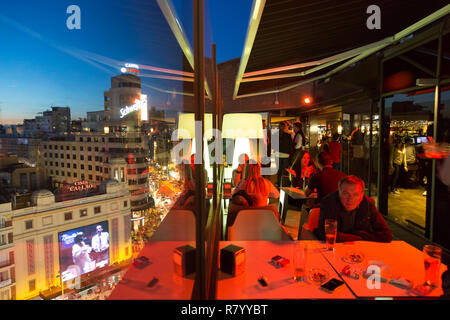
<box><xmin>121</xmin><ymin>63</ymin><xmax>140</xmax><ymax>74</ymax></box>
<box><xmin>120</xmin><ymin>94</ymin><xmax>148</xmax><ymax>120</ymax></box>
<box><xmin>62</xmin><ymin>180</ymin><xmax>95</xmax><ymax>193</ymax></box>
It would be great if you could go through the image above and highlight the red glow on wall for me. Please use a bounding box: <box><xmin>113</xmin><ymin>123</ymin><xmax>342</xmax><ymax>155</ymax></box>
<box><xmin>383</xmin><ymin>71</ymin><xmax>415</xmax><ymax>92</ymax></box>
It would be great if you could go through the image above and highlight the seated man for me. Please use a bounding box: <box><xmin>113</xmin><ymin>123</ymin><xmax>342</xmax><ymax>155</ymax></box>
<box><xmin>305</xmin><ymin>152</ymin><xmax>347</xmax><ymax>202</ymax></box>
<box><xmin>314</xmin><ymin>175</ymin><xmax>392</xmax><ymax>242</ymax></box>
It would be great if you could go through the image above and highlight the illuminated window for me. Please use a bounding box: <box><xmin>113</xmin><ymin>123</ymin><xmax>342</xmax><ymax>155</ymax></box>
<box><xmin>80</xmin><ymin>209</ymin><xmax>87</xmax><ymax>217</ymax></box>
<box><xmin>28</xmin><ymin>279</ymin><xmax>36</xmax><ymax>292</ymax></box>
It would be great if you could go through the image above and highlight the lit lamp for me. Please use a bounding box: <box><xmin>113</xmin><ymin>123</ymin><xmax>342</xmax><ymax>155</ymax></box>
<box><xmin>337</xmin><ymin>125</ymin><xmax>343</xmax><ymax>135</ymax></box>
<box><xmin>222</xmin><ymin>113</ymin><xmax>263</xmax><ymax>170</ymax></box>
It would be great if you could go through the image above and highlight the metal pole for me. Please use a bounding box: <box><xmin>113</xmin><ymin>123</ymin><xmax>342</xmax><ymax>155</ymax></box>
<box><xmin>429</xmin><ymin>23</ymin><xmax>443</xmax><ymax>241</ymax></box>
<box><xmin>212</xmin><ymin>44</ymin><xmax>217</xmax><ymax>204</ymax></box>
<box><xmin>193</xmin><ymin>0</ymin><xmax>206</xmax><ymax>300</ymax></box>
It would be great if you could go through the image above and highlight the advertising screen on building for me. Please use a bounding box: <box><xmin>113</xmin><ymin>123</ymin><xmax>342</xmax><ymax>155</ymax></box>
<box><xmin>58</xmin><ymin>221</ymin><xmax>110</xmax><ymax>281</ymax></box>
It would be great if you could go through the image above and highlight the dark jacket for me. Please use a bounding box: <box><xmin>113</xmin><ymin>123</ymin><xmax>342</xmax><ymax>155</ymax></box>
<box><xmin>279</xmin><ymin>131</ymin><xmax>293</xmax><ymax>155</ymax></box>
<box><xmin>314</xmin><ymin>191</ymin><xmax>393</xmax><ymax>243</ymax></box>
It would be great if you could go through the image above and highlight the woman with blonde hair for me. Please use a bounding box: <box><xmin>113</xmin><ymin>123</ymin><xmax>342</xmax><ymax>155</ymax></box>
<box><xmin>233</xmin><ymin>162</ymin><xmax>279</xmax><ymax>207</ymax></box>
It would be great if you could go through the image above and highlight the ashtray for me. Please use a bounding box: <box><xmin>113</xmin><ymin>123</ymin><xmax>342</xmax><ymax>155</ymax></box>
<box><xmin>308</xmin><ymin>268</ymin><xmax>329</xmax><ymax>285</ymax></box>
<box><xmin>342</xmin><ymin>252</ymin><xmax>365</xmax><ymax>264</ymax></box>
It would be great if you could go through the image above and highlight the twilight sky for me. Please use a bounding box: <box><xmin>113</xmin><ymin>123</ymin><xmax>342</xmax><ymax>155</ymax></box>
<box><xmin>0</xmin><ymin>0</ymin><xmax>252</xmax><ymax>124</ymax></box>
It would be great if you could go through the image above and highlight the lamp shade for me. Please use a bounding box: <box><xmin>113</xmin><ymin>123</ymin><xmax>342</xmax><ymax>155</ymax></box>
<box><xmin>177</xmin><ymin>113</ymin><xmax>213</xmax><ymax>140</ymax></box>
<box><xmin>222</xmin><ymin>113</ymin><xmax>264</xmax><ymax>139</ymax></box>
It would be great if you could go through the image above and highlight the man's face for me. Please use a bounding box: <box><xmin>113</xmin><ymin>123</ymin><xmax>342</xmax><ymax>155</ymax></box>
<box><xmin>96</xmin><ymin>226</ymin><xmax>102</xmax><ymax>233</ymax></box>
<box><xmin>339</xmin><ymin>183</ymin><xmax>363</xmax><ymax>211</ymax></box>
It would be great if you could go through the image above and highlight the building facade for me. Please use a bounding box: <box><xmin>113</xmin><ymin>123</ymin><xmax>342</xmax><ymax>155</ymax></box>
<box><xmin>0</xmin><ymin>179</ymin><xmax>132</xmax><ymax>300</ymax></box>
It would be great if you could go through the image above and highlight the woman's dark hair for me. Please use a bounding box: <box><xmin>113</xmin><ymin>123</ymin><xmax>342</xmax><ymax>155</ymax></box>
<box><xmin>74</xmin><ymin>234</ymin><xmax>84</xmax><ymax>244</ymax></box>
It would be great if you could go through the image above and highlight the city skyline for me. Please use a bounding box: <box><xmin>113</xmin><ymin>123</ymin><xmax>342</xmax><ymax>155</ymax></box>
<box><xmin>0</xmin><ymin>0</ymin><xmax>252</xmax><ymax>124</ymax></box>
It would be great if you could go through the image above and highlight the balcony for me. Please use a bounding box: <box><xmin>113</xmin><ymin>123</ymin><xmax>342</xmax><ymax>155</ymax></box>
<box><xmin>0</xmin><ymin>259</ymin><xmax>13</xmax><ymax>269</ymax></box>
<box><xmin>0</xmin><ymin>278</ymin><xmax>12</xmax><ymax>289</ymax></box>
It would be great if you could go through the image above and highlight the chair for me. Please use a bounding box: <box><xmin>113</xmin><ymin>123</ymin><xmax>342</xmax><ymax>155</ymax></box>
<box><xmin>227</xmin><ymin>209</ymin><xmax>293</xmax><ymax>241</ymax></box>
<box><xmin>298</xmin><ymin>207</ymin><xmax>320</xmax><ymax>240</ymax></box>
<box><xmin>151</xmin><ymin>209</ymin><xmax>196</xmax><ymax>241</ymax></box>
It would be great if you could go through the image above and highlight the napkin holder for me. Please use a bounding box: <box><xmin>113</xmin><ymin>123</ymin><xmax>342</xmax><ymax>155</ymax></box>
<box><xmin>173</xmin><ymin>245</ymin><xmax>196</xmax><ymax>276</ymax></box>
<box><xmin>220</xmin><ymin>244</ymin><xmax>245</xmax><ymax>276</ymax></box>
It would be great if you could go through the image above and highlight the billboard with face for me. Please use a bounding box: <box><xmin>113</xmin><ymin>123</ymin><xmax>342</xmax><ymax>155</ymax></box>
<box><xmin>58</xmin><ymin>221</ymin><xmax>110</xmax><ymax>280</ymax></box>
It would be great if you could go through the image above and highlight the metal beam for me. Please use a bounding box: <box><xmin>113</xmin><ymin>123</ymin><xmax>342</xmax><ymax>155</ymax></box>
<box><xmin>157</xmin><ymin>0</ymin><xmax>213</xmax><ymax>100</ymax></box>
<box><xmin>234</xmin><ymin>4</ymin><xmax>450</xmax><ymax>99</ymax></box>
<box><xmin>232</xmin><ymin>0</ymin><xmax>266</xmax><ymax>100</ymax></box>
<box><xmin>398</xmin><ymin>55</ymin><xmax>436</xmax><ymax>77</ymax></box>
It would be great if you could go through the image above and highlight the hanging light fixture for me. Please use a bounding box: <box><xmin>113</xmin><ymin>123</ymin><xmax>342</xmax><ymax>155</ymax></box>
<box><xmin>273</xmin><ymin>91</ymin><xmax>279</xmax><ymax>105</ymax></box>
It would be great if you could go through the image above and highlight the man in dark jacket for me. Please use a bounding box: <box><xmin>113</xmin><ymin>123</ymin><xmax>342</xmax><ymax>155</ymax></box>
<box><xmin>314</xmin><ymin>175</ymin><xmax>392</xmax><ymax>242</ymax></box>
<box><xmin>276</xmin><ymin>121</ymin><xmax>293</xmax><ymax>187</ymax></box>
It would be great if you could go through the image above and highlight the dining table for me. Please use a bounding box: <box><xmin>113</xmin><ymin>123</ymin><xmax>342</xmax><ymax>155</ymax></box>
<box><xmin>321</xmin><ymin>240</ymin><xmax>447</xmax><ymax>299</ymax></box>
<box><xmin>217</xmin><ymin>241</ymin><xmax>356</xmax><ymax>299</ymax></box>
<box><xmin>107</xmin><ymin>241</ymin><xmax>195</xmax><ymax>300</ymax></box>
<box><xmin>217</xmin><ymin>240</ymin><xmax>447</xmax><ymax>300</ymax></box>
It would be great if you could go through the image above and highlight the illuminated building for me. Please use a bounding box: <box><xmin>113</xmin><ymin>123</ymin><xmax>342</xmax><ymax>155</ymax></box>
<box><xmin>0</xmin><ymin>179</ymin><xmax>131</xmax><ymax>300</ymax></box>
<box><xmin>38</xmin><ymin>74</ymin><xmax>151</xmax><ymax>228</ymax></box>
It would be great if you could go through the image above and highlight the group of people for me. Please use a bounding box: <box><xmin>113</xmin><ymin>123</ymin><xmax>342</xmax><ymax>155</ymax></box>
<box><xmin>226</xmin><ymin>119</ymin><xmax>393</xmax><ymax>244</ymax></box>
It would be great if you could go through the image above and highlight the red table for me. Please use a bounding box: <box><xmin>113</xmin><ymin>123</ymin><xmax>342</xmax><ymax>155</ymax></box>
<box><xmin>321</xmin><ymin>241</ymin><xmax>447</xmax><ymax>298</ymax></box>
<box><xmin>107</xmin><ymin>241</ymin><xmax>195</xmax><ymax>300</ymax></box>
<box><xmin>217</xmin><ymin>241</ymin><xmax>356</xmax><ymax>299</ymax></box>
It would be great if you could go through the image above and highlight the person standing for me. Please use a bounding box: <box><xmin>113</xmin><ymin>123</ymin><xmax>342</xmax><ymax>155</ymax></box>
<box><xmin>328</xmin><ymin>133</ymin><xmax>342</xmax><ymax>170</ymax></box>
<box><xmin>91</xmin><ymin>225</ymin><xmax>110</xmax><ymax>266</ymax></box>
<box><xmin>389</xmin><ymin>139</ymin><xmax>408</xmax><ymax>194</ymax></box>
<box><xmin>276</xmin><ymin>121</ymin><xmax>293</xmax><ymax>187</ymax></box>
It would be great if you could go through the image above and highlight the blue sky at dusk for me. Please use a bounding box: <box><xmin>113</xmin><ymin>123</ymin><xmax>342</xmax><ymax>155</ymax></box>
<box><xmin>0</xmin><ymin>0</ymin><xmax>252</xmax><ymax>124</ymax></box>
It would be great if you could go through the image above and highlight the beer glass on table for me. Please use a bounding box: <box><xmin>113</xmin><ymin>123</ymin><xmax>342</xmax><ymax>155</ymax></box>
<box><xmin>423</xmin><ymin>245</ymin><xmax>442</xmax><ymax>287</ymax></box>
<box><xmin>293</xmin><ymin>242</ymin><xmax>308</xmax><ymax>281</ymax></box>
<box><xmin>324</xmin><ymin>219</ymin><xmax>338</xmax><ymax>251</ymax></box>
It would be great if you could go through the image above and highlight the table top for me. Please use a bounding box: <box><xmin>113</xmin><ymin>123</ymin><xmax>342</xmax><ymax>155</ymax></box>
<box><xmin>107</xmin><ymin>241</ymin><xmax>195</xmax><ymax>300</ymax></box>
<box><xmin>281</xmin><ymin>187</ymin><xmax>317</xmax><ymax>199</ymax></box>
<box><xmin>217</xmin><ymin>241</ymin><xmax>356</xmax><ymax>299</ymax></box>
<box><xmin>321</xmin><ymin>241</ymin><xmax>447</xmax><ymax>298</ymax></box>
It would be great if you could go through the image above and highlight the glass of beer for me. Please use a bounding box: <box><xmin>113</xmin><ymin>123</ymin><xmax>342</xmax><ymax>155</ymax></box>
<box><xmin>324</xmin><ymin>219</ymin><xmax>338</xmax><ymax>251</ymax></box>
<box><xmin>423</xmin><ymin>245</ymin><xmax>442</xmax><ymax>286</ymax></box>
<box><xmin>293</xmin><ymin>242</ymin><xmax>308</xmax><ymax>281</ymax></box>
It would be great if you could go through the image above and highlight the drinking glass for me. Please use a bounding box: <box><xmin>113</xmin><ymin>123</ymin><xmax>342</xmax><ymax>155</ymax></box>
<box><xmin>423</xmin><ymin>245</ymin><xmax>442</xmax><ymax>286</ymax></box>
<box><xmin>324</xmin><ymin>219</ymin><xmax>338</xmax><ymax>251</ymax></box>
<box><xmin>293</xmin><ymin>242</ymin><xmax>308</xmax><ymax>281</ymax></box>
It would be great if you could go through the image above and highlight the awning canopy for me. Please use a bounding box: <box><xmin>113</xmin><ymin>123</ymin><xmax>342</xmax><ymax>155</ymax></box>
<box><xmin>234</xmin><ymin>0</ymin><xmax>450</xmax><ymax>99</ymax></box>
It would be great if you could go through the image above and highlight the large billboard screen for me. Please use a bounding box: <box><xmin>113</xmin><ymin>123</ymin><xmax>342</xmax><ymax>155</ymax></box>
<box><xmin>58</xmin><ymin>221</ymin><xmax>110</xmax><ymax>280</ymax></box>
